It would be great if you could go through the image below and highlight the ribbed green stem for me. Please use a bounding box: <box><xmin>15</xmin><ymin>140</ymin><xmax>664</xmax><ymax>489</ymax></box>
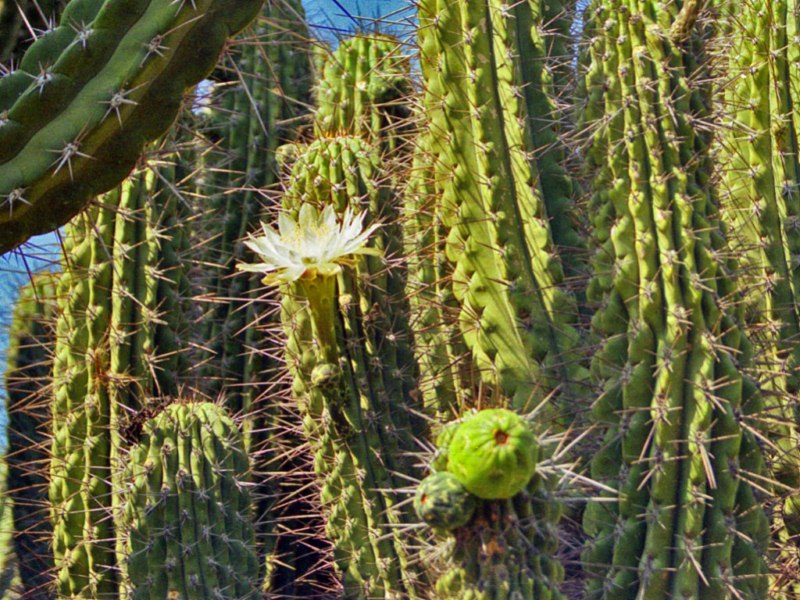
<box><xmin>122</xmin><ymin>402</ymin><xmax>259</xmax><ymax>598</ymax></box>
<box><xmin>4</xmin><ymin>273</ymin><xmax>58</xmax><ymax>595</ymax></box>
<box><xmin>717</xmin><ymin>1</ymin><xmax>800</xmax><ymax>594</ymax></box>
<box><xmin>417</xmin><ymin>0</ymin><xmax>586</xmax><ymax>414</ymax></box>
<box><xmin>580</xmin><ymin>1</ymin><xmax>770</xmax><ymax>597</ymax></box>
<box><xmin>277</xmin><ymin>136</ymin><xmax>426</xmax><ymax>597</ymax></box>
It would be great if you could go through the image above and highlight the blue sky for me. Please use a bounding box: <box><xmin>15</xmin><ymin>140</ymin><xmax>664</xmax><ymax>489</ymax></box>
<box><xmin>0</xmin><ymin>0</ymin><xmax>414</xmax><ymax>447</ymax></box>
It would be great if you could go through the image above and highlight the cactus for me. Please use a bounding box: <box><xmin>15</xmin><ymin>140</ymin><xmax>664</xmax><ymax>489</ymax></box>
<box><xmin>238</xmin><ymin>136</ymin><xmax>426</xmax><ymax>595</ymax></box>
<box><xmin>717</xmin><ymin>2</ymin><xmax>800</xmax><ymax>590</ymax></box>
<box><xmin>271</xmin><ymin>138</ymin><xmax>426</xmax><ymax>598</ymax></box>
<box><xmin>4</xmin><ymin>272</ymin><xmax>58</xmax><ymax>595</ymax></box>
<box><xmin>314</xmin><ymin>33</ymin><xmax>413</xmax><ymax>149</ymax></box>
<box><xmin>0</xmin><ymin>0</ymin><xmax>263</xmax><ymax>255</ymax></box>
<box><xmin>579</xmin><ymin>0</ymin><xmax>771</xmax><ymax>597</ymax></box>
<box><xmin>417</xmin><ymin>411</ymin><xmax>564</xmax><ymax>599</ymax></box>
<box><xmin>200</xmin><ymin>0</ymin><xmax>312</xmax><ymax>438</ymax></box>
<box><xmin>416</xmin><ymin>0</ymin><xmax>586</xmax><ymax>413</ymax></box>
<box><xmin>121</xmin><ymin>401</ymin><xmax>259</xmax><ymax>599</ymax></box>
<box><xmin>50</xmin><ymin>160</ymin><xmax>192</xmax><ymax>597</ymax></box>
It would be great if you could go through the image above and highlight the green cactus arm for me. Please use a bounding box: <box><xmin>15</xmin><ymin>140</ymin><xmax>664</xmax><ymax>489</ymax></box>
<box><xmin>123</xmin><ymin>402</ymin><xmax>259</xmax><ymax>599</ymax></box>
<box><xmin>0</xmin><ymin>0</ymin><xmax>262</xmax><ymax>255</ymax></box>
<box><xmin>50</xmin><ymin>204</ymin><xmax>118</xmax><ymax>598</ymax></box>
<box><xmin>417</xmin><ymin>0</ymin><xmax>587</xmax><ymax>412</ymax></box>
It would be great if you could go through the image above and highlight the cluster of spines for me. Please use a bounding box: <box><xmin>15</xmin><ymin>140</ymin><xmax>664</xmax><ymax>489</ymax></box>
<box><xmin>579</xmin><ymin>0</ymin><xmax>771</xmax><ymax>597</ymax></box>
<box><xmin>0</xmin><ymin>0</ymin><xmax>263</xmax><ymax>255</ymax></box>
<box><xmin>121</xmin><ymin>401</ymin><xmax>259</xmax><ymax>599</ymax></box>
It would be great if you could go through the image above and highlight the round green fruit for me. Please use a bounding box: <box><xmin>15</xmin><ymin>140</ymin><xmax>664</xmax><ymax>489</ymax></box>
<box><xmin>414</xmin><ymin>472</ymin><xmax>477</xmax><ymax>531</ymax></box>
<box><xmin>447</xmin><ymin>408</ymin><xmax>538</xmax><ymax>500</ymax></box>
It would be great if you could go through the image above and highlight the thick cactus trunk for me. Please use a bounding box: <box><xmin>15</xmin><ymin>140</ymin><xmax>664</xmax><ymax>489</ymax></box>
<box><xmin>417</xmin><ymin>0</ymin><xmax>586</xmax><ymax>413</ymax></box>
<box><xmin>121</xmin><ymin>402</ymin><xmax>259</xmax><ymax>599</ymax></box>
<box><xmin>4</xmin><ymin>272</ymin><xmax>58</xmax><ymax>596</ymax></box>
<box><xmin>580</xmin><ymin>0</ymin><xmax>771</xmax><ymax>597</ymax></box>
<box><xmin>0</xmin><ymin>0</ymin><xmax>263</xmax><ymax>255</ymax></box>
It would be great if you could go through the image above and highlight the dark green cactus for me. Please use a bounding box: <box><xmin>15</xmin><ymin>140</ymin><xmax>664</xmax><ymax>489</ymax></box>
<box><xmin>0</xmin><ymin>0</ymin><xmax>263</xmax><ymax>255</ymax></box>
<box><xmin>4</xmin><ymin>271</ymin><xmax>58</xmax><ymax>595</ymax></box>
<box><xmin>121</xmin><ymin>401</ymin><xmax>259</xmax><ymax>599</ymax></box>
<box><xmin>416</xmin><ymin>0</ymin><xmax>587</xmax><ymax>413</ymax></box>
<box><xmin>50</xmin><ymin>160</ymin><xmax>192</xmax><ymax>597</ymax></box>
<box><xmin>200</xmin><ymin>0</ymin><xmax>312</xmax><ymax>439</ymax></box>
<box><xmin>579</xmin><ymin>0</ymin><xmax>771</xmax><ymax>597</ymax></box>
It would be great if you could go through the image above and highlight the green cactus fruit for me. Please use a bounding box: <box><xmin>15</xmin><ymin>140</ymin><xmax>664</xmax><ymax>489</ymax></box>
<box><xmin>447</xmin><ymin>409</ymin><xmax>538</xmax><ymax>500</ymax></box>
<box><xmin>0</xmin><ymin>0</ymin><xmax>263</xmax><ymax>255</ymax></box>
<box><xmin>431</xmin><ymin>420</ymin><xmax>460</xmax><ymax>473</ymax></box>
<box><xmin>122</xmin><ymin>402</ymin><xmax>259</xmax><ymax>599</ymax></box>
<box><xmin>415</xmin><ymin>472</ymin><xmax>477</xmax><ymax>532</ymax></box>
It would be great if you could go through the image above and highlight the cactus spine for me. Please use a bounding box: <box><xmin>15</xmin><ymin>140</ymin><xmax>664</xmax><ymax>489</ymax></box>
<box><xmin>0</xmin><ymin>0</ymin><xmax>263</xmax><ymax>255</ymax></box>
<box><xmin>121</xmin><ymin>402</ymin><xmax>259</xmax><ymax>599</ymax></box>
<box><xmin>4</xmin><ymin>272</ymin><xmax>58</xmax><ymax>595</ymax></box>
<box><xmin>580</xmin><ymin>0</ymin><xmax>770</xmax><ymax>596</ymax></box>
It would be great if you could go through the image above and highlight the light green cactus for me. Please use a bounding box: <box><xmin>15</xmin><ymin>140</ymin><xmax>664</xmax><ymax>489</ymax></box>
<box><xmin>416</xmin><ymin>0</ymin><xmax>587</xmax><ymax>414</ymax></box>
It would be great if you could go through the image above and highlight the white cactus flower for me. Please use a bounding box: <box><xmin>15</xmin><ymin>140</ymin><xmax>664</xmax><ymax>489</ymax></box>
<box><xmin>237</xmin><ymin>203</ymin><xmax>380</xmax><ymax>284</ymax></box>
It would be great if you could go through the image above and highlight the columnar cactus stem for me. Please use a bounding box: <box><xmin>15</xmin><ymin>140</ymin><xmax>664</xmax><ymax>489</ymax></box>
<box><xmin>0</xmin><ymin>0</ymin><xmax>263</xmax><ymax>255</ymax></box>
<box><xmin>417</xmin><ymin>0</ymin><xmax>586</xmax><ymax>412</ymax></box>
<box><xmin>121</xmin><ymin>402</ymin><xmax>259</xmax><ymax>599</ymax></box>
<box><xmin>4</xmin><ymin>272</ymin><xmax>58</xmax><ymax>595</ymax></box>
<box><xmin>50</xmin><ymin>159</ymin><xmax>192</xmax><ymax>597</ymax></box>
<box><xmin>580</xmin><ymin>0</ymin><xmax>771</xmax><ymax>597</ymax></box>
<box><xmin>50</xmin><ymin>203</ymin><xmax>118</xmax><ymax>597</ymax></box>
<box><xmin>717</xmin><ymin>1</ymin><xmax>800</xmax><ymax>593</ymax></box>
<box><xmin>314</xmin><ymin>34</ymin><xmax>413</xmax><ymax>149</ymax></box>
<box><xmin>242</xmin><ymin>135</ymin><xmax>427</xmax><ymax>596</ymax></box>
